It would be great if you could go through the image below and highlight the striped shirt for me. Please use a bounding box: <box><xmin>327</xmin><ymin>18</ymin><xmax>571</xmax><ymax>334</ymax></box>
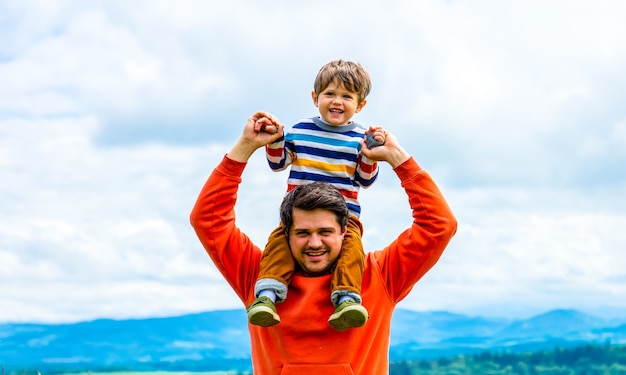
<box><xmin>266</xmin><ymin>117</ymin><xmax>379</xmax><ymax>218</ymax></box>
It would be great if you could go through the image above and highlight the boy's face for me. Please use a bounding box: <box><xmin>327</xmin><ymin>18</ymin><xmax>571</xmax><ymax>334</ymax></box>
<box><xmin>312</xmin><ymin>80</ymin><xmax>367</xmax><ymax>126</ymax></box>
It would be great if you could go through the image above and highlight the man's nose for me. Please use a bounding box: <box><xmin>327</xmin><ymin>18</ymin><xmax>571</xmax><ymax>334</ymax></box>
<box><xmin>308</xmin><ymin>233</ymin><xmax>323</xmax><ymax>248</ymax></box>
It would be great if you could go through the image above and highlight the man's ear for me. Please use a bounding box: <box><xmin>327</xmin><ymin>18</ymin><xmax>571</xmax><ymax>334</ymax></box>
<box><xmin>311</xmin><ymin>90</ymin><xmax>319</xmax><ymax>107</ymax></box>
<box><xmin>355</xmin><ymin>98</ymin><xmax>367</xmax><ymax>113</ymax></box>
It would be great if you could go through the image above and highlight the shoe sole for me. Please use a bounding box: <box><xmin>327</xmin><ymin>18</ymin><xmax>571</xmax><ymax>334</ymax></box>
<box><xmin>328</xmin><ymin>304</ymin><xmax>368</xmax><ymax>331</ymax></box>
<box><xmin>249</xmin><ymin>306</ymin><xmax>280</xmax><ymax>327</ymax></box>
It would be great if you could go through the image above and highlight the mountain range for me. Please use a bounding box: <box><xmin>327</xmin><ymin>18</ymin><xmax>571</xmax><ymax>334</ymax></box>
<box><xmin>2</xmin><ymin>308</ymin><xmax>626</xmax><ymax>373</ymax></box>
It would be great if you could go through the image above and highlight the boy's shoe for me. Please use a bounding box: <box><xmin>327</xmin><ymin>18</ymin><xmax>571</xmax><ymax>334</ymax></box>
<box><xmin>328</xmin><ymin>300</ymin><xmax>368</xmax><ymax>331</ymax></box>
<box><xmin>246</xmin><ymin>296</ymin><xmax>280</xmax><ymax>327</ymax></box>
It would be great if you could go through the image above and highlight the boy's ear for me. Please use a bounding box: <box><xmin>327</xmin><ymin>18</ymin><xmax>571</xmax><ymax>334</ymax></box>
<box><xmin>311</xmin><ymin>90</ymin><xmax>319</xmax><ymax>107</ymax></box>
<box><xmin>355</xmin><ymin>98</ymin><xmax>367</xmax><ymax>113</ymax></box>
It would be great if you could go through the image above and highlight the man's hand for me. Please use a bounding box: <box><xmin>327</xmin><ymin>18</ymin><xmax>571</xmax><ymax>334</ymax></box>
<box><xmin>227</xmin><ymin>111</ymin><xmax>284</xmax><ymax>163</ymax></box>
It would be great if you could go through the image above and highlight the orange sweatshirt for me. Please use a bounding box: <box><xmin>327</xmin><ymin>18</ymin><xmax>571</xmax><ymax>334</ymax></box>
<box><xmin>190</xmin><ymin>155</ymin><xmax>457</xmax><ymax>375</ymax></box>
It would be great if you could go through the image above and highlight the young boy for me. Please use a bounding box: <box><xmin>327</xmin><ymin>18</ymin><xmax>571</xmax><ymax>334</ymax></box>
<box><xmin>248</xmin><ymin>60</ymin><xmax>386</xmax><ymax>331</ymax></box>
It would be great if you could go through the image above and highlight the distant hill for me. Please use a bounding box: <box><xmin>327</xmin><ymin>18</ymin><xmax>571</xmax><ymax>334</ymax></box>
<box><xmin>2</xmin><ymin>309</ymin><xmax>626</xmax><ymax>373</ymax></box>
<box><xmin>389</xmin><ymin>308</ymin><xmax>626</xmax><ymax>361</ymax></box>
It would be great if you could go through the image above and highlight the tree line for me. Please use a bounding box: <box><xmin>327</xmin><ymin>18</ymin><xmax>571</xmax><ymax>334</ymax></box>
<box><xmin>389</xmin><ymin>342</ymin><xmax>626</xmax><ymax>374</ymax></box>
<box><xmin>4</xmin><ymin>343</ymin><xmax>626</xmax><ymax>374</ymax></box>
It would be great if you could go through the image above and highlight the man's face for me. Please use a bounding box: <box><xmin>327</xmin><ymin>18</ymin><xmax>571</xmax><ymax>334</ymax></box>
<box><xmin>288</xmin><ymin>208</ymin><xmax>346</xmax><ymax>276</ymax></box>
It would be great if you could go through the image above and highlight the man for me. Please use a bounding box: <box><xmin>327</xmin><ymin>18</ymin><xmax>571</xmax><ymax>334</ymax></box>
<box><xmin>190</xmin><ymin>111</ymin><xmax>457</xmax><ymax>374</ymax></box>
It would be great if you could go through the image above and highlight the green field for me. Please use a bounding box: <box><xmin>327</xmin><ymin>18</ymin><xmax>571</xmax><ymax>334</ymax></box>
<box><xmin>59</xmin><ymin>372</ymin><xmax>247</xmax><ymax>375</ymax></box>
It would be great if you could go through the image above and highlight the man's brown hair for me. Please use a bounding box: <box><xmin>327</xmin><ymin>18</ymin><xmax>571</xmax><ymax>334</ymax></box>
<box><xmin>280</xmin><ymin>182</ymin><xmax>349</xmax><ymax>234</ymax></box>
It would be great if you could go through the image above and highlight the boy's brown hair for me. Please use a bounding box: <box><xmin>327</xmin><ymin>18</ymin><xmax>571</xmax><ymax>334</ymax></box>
<box><xmin>313</xmin><ymin>60</ymin><xmax>371</xmax><ymax>103</ymax></box>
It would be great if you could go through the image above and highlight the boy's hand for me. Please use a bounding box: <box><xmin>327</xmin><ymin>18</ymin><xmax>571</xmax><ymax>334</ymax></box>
<box><xmin>361</xmin><ymin>127</ymin><xmax>410</xmax><ymax>168</ymax></box>
<box><xmin>228</xmin><ymin>111</ymin><xmax>284</xmax><ymax>163</ymax></box>
<box><xmin>365</xmin><ymin>125</ymin><xmax>386</xmax><ymax>148</ymax></box>
<box><xmin>255</xmin><ymin>116</ymin><xmax>280</xmax><ymax>134</ymax></box>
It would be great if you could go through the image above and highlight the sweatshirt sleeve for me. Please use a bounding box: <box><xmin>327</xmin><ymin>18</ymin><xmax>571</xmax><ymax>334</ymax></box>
<box><xmin>354</xmin><ymin>153</ymin><xmax>379</xmax><ymax>188</ymax></box>
<box><xmin>189</xmin><ymin>155</ymin><xmax>261</xmax><ymax>303</ymax></box>
<box><xmin>372</xmin><ymin>157</ymin><xmax>457</xmax><ymax>302</ymax></box>
<box><xmin>266</xmin><ymin>134</ymin><xmax>294</xmax><ymax>172</ymax></box>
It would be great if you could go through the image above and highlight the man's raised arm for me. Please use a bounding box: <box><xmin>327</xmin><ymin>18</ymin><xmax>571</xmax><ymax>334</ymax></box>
<box><xmin>361</xmin><ymin>129</ymin><xmax>458</xmax><ymax>302</ymax></box>
<box><xmin>189</xmin><ymin>111</ymin><xmax>284</xmax><ymax>301</ymax></box>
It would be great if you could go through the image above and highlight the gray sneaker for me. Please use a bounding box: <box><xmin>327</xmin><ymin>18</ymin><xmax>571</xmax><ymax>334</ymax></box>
<box><xmin>328</xmin><ymin>300</ymin><xmax>368</xmax><ymax>331</ymax></box>
<box><xmin>247</xmin><ymin>296</ymin><xmax>280</xmax><ymax>327</ymax></box>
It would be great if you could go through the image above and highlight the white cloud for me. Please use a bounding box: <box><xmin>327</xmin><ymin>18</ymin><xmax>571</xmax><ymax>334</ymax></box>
<box><xmin>1</xmin><ymin>0</ymin><xmax>626</xmax><ymax>323</ymax></box>
<box><xmin>0</xmin><ymin>115</ymin><xmax>236</xmax><ymax>321</ymax></box>
<box><xmin>402</xmin><ymin>208</ymin><xmax>626</xmax><ymax>318</ymax></box>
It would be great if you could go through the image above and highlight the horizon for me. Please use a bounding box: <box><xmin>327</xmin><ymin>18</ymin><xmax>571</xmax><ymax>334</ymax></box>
<box><xmin>3</xmin><ymin>305</ymin><xmax>626</xmax><ymax>326</ymax></box>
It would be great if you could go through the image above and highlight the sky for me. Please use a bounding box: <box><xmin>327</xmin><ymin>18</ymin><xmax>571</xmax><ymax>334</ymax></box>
<box><xmin>1</xmin><ymin>0</ymin><xmax>625</xmax><ymax>324</ymax></box>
